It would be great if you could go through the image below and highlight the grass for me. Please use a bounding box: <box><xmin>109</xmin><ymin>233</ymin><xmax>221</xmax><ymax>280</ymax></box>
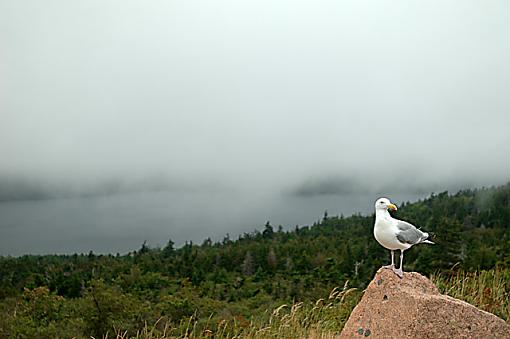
<box><xmin>104</xmin><ymin>282</ymin><xmax>361</xmax><ymax>339</ymax></box>
<box><xmin>431</xmin><ymin>268</ymin><xmax>510</xmax><ymax>322</ymax></box>
<box><xmin>103</xmin><ymin>268</ymin><xmax>510</xmax><ymax>339</ymax></box>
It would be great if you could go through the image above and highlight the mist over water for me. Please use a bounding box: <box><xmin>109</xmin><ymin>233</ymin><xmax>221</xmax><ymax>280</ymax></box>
<box><xmin>0</xmin><ymin>188</ymin><xmax>430</xmax><ymax>256</ymax></box>
<box><xmin>2</xmin><ymin>173</ymin><xmax>501</xmax><ymax>256</ymax></box>
<box><xmin>1</xmin><ymin>1</ymin><xmax>510</xmax><ymax>255</ymax></box>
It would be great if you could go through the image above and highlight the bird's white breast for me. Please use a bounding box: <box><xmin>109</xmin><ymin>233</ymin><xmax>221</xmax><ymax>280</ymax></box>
<box><xmin>374</xmin><ymin>216</ymin><xmax>410</xmax><ymax>250</ymax></box>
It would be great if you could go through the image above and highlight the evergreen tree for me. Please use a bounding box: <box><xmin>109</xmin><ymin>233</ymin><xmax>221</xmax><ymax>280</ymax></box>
<box><xmin>263</xmin><ymin>222</ymin><xmax>274</xmax><ymax>239</ymax></box>
<box><xmin>162</xmin><ymin>239</ymin><xmax>175</xmax><ymax>258</ymax></box>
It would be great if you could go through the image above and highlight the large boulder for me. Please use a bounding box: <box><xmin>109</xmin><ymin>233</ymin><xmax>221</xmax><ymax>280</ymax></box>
<box><xmin>340</xmin><ymin>268</ymin><xmax>510</xmax><ymax>338</ymax></box>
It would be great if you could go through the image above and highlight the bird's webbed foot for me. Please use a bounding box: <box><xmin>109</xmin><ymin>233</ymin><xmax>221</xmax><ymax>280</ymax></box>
<box><xmin>392</xmin><ymin>267</ymin><xmax>404</xmax><ymax>278</ymax></box>
<box><xmin>382</xmin><ymin>264</ymin><xmax>395</xmax><ymax>269</ymax></box>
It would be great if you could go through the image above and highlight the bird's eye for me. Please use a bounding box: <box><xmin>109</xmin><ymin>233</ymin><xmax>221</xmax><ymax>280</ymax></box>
<box><xmin>380</xmin><ymin>201</ymin><xmax>384</xmax><ymax>204</ymax></box>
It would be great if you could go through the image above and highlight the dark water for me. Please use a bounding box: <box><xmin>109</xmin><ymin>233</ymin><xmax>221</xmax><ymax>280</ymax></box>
<box><xmin>0</xmin><ymin>191</ymin><xmax>427</xmax><ymax>256</ymax></box>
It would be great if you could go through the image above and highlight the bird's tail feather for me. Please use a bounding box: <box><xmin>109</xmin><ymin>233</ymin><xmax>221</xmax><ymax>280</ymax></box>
<box><xmin>421</xmin><ymin>231</ymin><xmax>436</xmax><ymax>245</ymax></box>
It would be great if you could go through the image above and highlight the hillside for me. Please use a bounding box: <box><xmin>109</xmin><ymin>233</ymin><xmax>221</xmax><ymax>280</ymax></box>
<box><xmin>0</xmin><ymin>184</ymin><xmax>509</xmax><ymax>337</ymax></box>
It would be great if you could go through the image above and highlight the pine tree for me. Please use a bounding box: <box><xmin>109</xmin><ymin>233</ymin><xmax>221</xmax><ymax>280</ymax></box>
<box><xmin>263</xmin><ymin>222</ymin><xmax>274</xmax><ymax>239</ymax></box>
<box><xmin>162</xmin><ymin>239</ymin><xmax>175</xmax><ymax>258</ymax></box>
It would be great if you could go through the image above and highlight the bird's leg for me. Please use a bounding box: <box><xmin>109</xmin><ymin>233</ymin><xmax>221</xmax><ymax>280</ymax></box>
<box><xmin>393</xmin><ymin>250</ymin><xmax>404</xmax><ymax>278</ymax></box>
<box><xmin>382</xmin><ymin>250</ymin><xmax>395</xmax><ymax>269</ymax></box>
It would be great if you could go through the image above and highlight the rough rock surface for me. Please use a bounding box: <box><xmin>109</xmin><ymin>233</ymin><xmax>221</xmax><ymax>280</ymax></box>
<box><xmin>340</xmin><ymin>268</ymin><xmax>510</xmax><ymax>339</ymax></box>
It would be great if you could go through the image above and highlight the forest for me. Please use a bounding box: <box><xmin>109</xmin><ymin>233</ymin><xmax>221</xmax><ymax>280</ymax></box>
<box><xmin>0</xmin><ymin>184</ymin><xmax>509</xmax><ymax>338</ymax></box>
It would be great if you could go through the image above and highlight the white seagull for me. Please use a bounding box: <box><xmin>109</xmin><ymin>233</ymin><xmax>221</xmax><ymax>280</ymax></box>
<box><xmin>374</xmin><ymin>197</ymin><xmax>434</xmax><ymax>278</ymax></box>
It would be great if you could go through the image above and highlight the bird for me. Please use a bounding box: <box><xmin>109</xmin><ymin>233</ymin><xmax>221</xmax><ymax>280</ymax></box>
<box><xmin>373</xmin><ymin>197</ymin><xmax>434</xmax><ymax>278</ymax></box>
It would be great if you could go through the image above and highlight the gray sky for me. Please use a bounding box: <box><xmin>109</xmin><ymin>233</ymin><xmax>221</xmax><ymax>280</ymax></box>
<box><xmin>1</xmin><ymin>1</ymin><xmax>509</xmax><ymax>255</ymax></box>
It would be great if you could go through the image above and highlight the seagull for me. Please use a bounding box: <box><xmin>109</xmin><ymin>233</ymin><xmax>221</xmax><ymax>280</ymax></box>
<box><xmin>373</xmin><ymin>197</ymin><xmax>434</xmax><ymax>278</ymax></box>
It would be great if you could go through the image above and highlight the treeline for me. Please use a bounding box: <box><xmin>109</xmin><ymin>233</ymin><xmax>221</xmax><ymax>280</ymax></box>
<box><xmin>0</xmin><ymin>184</ymin><xmax>509</xmax><ymax>337</ymax></box>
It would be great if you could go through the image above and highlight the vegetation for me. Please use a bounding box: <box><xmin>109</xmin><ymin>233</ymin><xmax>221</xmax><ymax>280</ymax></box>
<box><xmin>0</xmin><ymin>184</ymin><xmax>509</xmax><ymax>338</ymax></box>
<box><xmin>431</xmin><ymin>268</ymin><xmax>510</xmax><ymax>322</ymax></box>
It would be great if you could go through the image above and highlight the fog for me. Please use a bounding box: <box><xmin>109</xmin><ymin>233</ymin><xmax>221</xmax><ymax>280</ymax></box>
<box><xmin>1</xmin><ymin>1</ymin><xmax>509</xmax><ymax>255</ymax></box>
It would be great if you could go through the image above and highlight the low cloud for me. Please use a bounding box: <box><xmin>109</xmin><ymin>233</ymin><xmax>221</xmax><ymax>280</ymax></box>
<box><xmin>289</xmin><ymin>174</ymin><xmax>491</xmax><ymax>199</ymax></box>
<box><xmin>1</xmin><ymin>0</ymin><xmax>510</xmax><ymax>254</ymax></box>
<box><xmin>0</xmin><ymin>175</ymin><xmax>225</xmax><ymax>202</ymax></box>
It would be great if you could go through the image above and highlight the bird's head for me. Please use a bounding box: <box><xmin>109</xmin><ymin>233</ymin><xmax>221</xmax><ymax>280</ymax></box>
<box><xmin>375</xmin><ymin>197</ymin><xmax>398</xmax><ymax>212</ymax></box>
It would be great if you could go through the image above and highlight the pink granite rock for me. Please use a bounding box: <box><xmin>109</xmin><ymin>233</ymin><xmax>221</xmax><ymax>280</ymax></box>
<box><xmin>340</xmin><ymin>268</ymin><xmax>510</xmax><ymax>338</ymax></box>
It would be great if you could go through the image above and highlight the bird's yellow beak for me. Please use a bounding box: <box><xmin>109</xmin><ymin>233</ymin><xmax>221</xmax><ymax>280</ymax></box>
<box><xmin>387</xmin><ymin>203</ymin><xmax>398</xmax><ymax>211</ymax></box>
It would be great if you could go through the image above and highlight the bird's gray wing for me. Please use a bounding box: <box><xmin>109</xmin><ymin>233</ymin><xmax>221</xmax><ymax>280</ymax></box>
<box><xmin>395</xmin><ymin>220</ymin><xmax>427</xmax><ymax>245</ymax></box>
